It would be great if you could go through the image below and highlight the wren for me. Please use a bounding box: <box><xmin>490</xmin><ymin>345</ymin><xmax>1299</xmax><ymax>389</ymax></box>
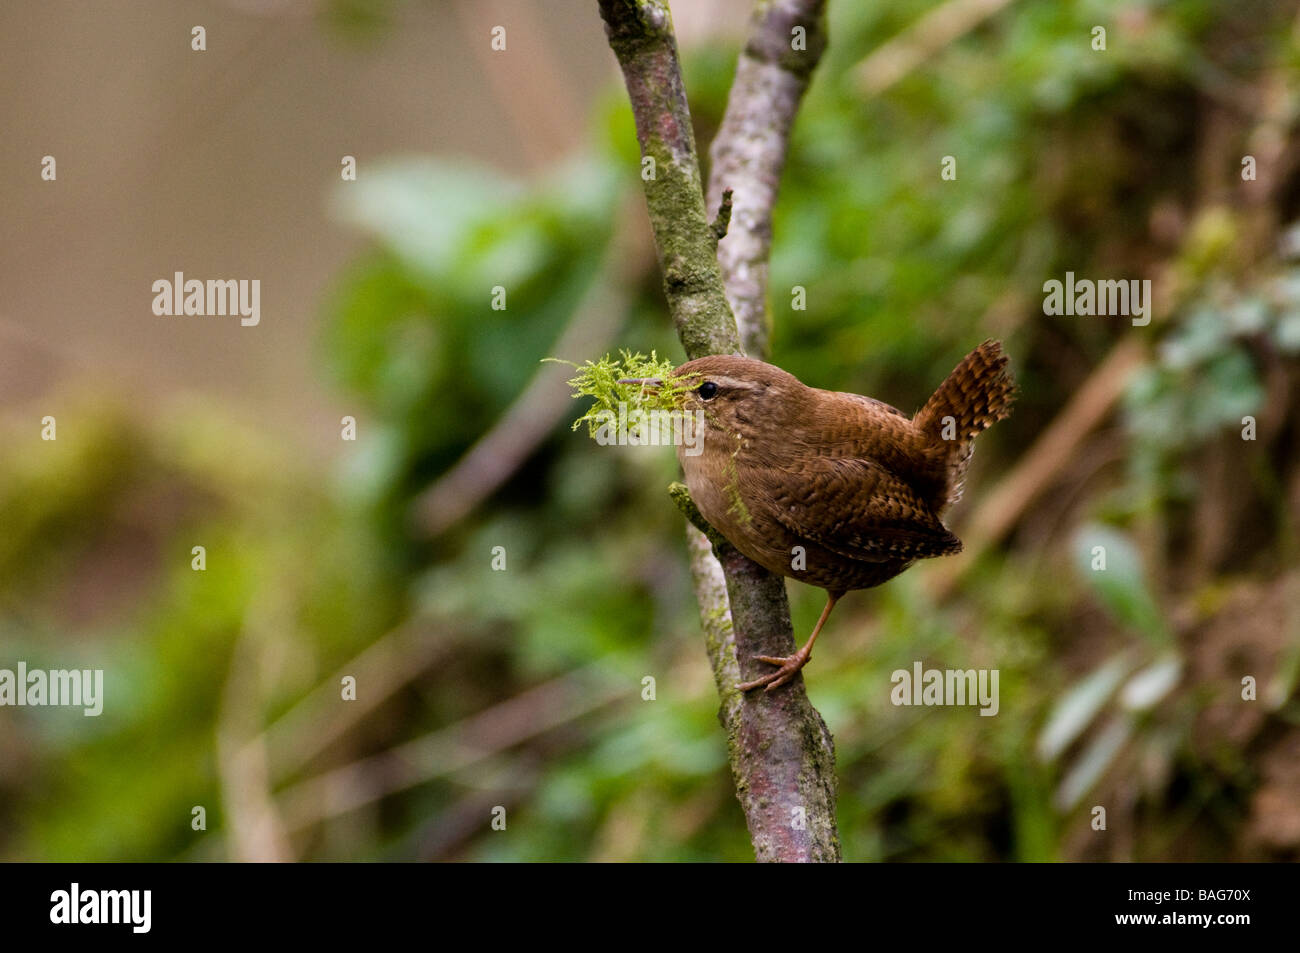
<box><xmin>628</xmin><ymin>341</ymin><xmax>1015</xmax><ymax>692</ymax></box>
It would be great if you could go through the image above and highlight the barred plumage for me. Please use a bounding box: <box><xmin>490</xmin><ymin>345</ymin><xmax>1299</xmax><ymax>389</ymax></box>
<box><xmin>672</xmin><ymin>341</ymin><xmax>1016</xmax><ymax>690</ymax></box>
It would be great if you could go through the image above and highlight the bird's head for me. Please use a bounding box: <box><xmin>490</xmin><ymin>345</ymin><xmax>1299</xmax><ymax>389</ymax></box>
<box><xmin>617</xmin><ymin>356</ymin><xmax>809</xmax><ymax>460</ymax></box>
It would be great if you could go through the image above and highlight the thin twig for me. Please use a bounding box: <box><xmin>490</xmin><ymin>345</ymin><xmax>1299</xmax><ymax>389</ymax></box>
<box><xmin>711</xmin><ymin>187</ymin><xmax>734</xmax><ymax>241</ymax></box>
<box><xmin>250</xmin><ymin>622</ymin><xmax>453</xmax><ymax>784</ymax></box>
<box><xmin>276</xmin><ymin>663</ymin><xmax>625</xmax><ymax>832</ymax></box>
<box><xmin>216</xmin><ymin>592</ymin><xmax>295</xmax><ymax>862</ymax></box>
<box><xmin>854</xmin><ymin>0</ymin><xmax>1017</xmax><ymax>97</ymax></box>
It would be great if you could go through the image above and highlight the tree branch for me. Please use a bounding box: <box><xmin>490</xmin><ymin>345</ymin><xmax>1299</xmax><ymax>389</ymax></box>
<box><xmin>599</xmin><ymin>0</ymin><xmax>838</xmax><ymax>862</ymax></box>
<box><xmin>706</xmin><ymin>0</ymin><xmax>827</xmax><ymax>357</ymax></box>
<box><xmin>598</xmin><ymin>0</ymin><xmax>740</xmax><ymax>358</ymax></box>
<box><xmin>668</xmin><ymin>480</ymin><xmax>729</xmax><ymax>547</ymax></box>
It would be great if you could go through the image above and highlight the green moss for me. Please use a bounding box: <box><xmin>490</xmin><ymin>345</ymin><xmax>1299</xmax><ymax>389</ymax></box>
<box><xmin>546</xmin><ymin>349</ymin><xmax>700</xmax><ymax>439</ymax></box>
<box><xmin>704</xmin><ymin>603</ymin><xmax>732</xmax><ymax>630</ymax></box>
<box><xmin>638</xmin><ymin>134</ymin><xmax>741</xmax><ymax>359</ymax></box>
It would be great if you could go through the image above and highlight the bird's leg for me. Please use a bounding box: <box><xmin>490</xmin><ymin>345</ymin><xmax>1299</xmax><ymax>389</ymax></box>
<box><xmin>739</xmin><ymin>592</ymin><xmax>840</xmax><ymax>693</ymax></box>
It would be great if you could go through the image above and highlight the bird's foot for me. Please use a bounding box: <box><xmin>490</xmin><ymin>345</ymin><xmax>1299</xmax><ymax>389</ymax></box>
<box><xmin>738</xmin><ymin>647</ymin><xmax>812</xmax><ymax>693</ymax></box>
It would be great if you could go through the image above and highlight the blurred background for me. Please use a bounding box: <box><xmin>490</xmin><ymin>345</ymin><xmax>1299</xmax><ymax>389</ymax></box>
<box><xmin>2</xmin><ymin>0</ymin><xmax>1299</xmax><ymax>862</ymax></box>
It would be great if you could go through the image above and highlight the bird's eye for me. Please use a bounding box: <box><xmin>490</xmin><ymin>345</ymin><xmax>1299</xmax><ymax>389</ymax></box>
<box><xmin>697</xmin><ymin>381</ymin><xmax>718</xmax><ymax>400</ymax></box>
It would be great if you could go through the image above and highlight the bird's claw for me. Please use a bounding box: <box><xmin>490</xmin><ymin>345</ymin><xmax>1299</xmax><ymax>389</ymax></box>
<box><xmin>738</xmin><ymin>651</ymin><xmax>811</xmax><ymax>693</ymax></box>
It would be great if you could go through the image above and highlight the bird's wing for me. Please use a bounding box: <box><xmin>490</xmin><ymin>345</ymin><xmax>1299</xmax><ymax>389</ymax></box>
<box><xmin>756</xmin><ymin>457</ymin><xmax>962</xmax><ymax>563</ymax></box>
<box><xmin>832</xmin><ymin>391</ymin><xmax>909</xmax><ymax>419</ymax></box>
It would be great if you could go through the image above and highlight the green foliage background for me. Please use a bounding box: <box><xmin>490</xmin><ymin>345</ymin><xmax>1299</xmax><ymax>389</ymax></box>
<box><xmin>3</xmin><ymin>0</ymin><xmax>1299</xmax><ymax>862</ymax></box>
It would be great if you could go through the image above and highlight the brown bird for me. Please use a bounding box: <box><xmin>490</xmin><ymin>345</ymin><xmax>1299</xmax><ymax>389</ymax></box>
<box><xmin>630</xmin><ymin>341</ymin><xmax>1015</xmax><ymax>692</ymax></box>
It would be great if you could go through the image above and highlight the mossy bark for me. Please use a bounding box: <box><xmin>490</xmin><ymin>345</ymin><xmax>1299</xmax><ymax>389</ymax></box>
<box><xmin>598</xmin><ymin>0</ymin><xmax>741</xmax><ymax>359</ymax></box>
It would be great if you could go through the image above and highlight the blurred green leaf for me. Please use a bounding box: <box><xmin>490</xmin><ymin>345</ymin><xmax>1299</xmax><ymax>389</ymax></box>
<box><xmin>1072</xmin><ymin>524</ymin><xmax>1171</xmax><ymax>642</ymax></box>
<box><xmin>1038</xmin><ymin>651</ymin><xmax>1133</xmax><ymax>762</ymax></box>
<box><xmin>1119</xmin><ymin>655</ymin><xmax>1182</xmax><ymax>712</ymax></box>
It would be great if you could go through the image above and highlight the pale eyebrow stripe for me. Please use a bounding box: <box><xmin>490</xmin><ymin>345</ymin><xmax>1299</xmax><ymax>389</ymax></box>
<box><xmin>708</xmin><ymin>376</ymin><xmax>759</xmax><ymax>390</ymax></box>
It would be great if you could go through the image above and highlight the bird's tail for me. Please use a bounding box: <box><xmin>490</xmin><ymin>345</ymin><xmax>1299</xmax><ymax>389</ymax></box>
<box><xmin>913</xmin><ymin>340</ymin><xmax>1015</xmax><ymax>510</ymax></box>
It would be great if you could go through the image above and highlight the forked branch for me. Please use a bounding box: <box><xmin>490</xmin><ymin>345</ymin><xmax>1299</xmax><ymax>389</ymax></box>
<box><xmin>598</xmin><ymin>0</ymin><xmax>838</xmax><ymax>862</ymax></box>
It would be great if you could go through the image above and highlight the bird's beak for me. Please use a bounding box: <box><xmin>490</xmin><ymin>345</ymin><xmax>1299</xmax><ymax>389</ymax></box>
<box><xmin>618</xmin><ymin>377</ymin><xmax>662</xmax><ymax>390</ymax></box>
